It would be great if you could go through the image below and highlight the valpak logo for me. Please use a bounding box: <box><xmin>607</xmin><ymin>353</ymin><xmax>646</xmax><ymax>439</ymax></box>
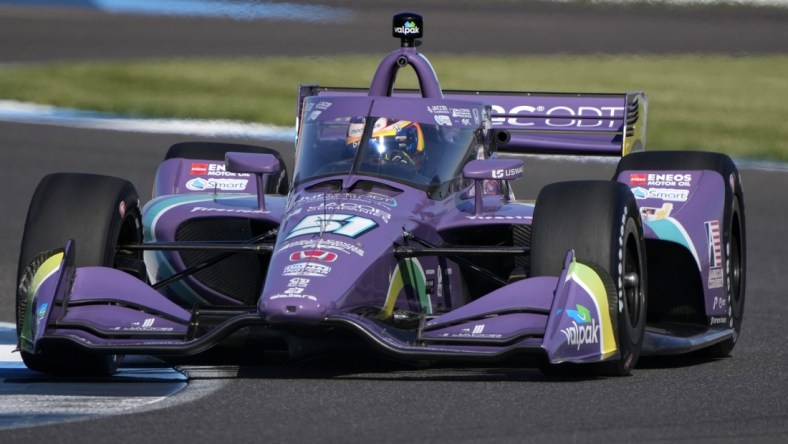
<box><xmin>560</xmin><ymin>304</ymin><xmax>600</xmax><ymax>350</ymax></box>
<box><xmin>394</xmin><ymin>21</ymin><xmax>420</xmax><ymax>35</ymax></box>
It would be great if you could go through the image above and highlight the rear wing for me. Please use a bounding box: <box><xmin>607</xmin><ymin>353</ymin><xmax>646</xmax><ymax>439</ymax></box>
<box><xmin>297</xmin><ymin>85</ymin><xmax>647</xmax><ymax>157</ymax></box>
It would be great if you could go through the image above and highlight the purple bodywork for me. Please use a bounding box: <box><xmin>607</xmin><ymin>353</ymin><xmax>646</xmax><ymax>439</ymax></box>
<box><xmin>18</xmin><ymin>17</ymin><xmax>737</xmax><ymax>369</ymax></box>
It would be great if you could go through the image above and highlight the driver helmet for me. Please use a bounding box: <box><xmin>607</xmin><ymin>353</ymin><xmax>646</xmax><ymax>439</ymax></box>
<box><xmin>345</xmin><ymin>116</ymin><xmax>367</xmax><ymax>148</ymax></box>
<box><xmin>369</xmin><ymin>118</ymin><xmax>424</xmax><ymax>164</ymax></box>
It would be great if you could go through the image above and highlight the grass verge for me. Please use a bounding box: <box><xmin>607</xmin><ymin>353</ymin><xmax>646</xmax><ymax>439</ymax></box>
<box><xmin>0</xmin><ymin>54</ymin><xmax>785</xmax><ymax>160</ymax></box>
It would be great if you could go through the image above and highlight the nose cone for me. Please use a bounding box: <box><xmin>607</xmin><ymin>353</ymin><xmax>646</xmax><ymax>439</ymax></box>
<box><xmin>259</xmin><ymin>295</ymin><xmax>336</xmax><ymax>324</ymax></box>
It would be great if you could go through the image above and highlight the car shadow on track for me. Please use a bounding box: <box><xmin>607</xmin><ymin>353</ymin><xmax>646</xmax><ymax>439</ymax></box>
<box><xmin>636</xmin><ymin>352</ymin><xmax>722</xmax><ymax>370</ymax></box>
<box><xmin>170</xmin><ymin>348</ymin><xmax>728</xmax><ymax>383</ymax></box>
<box><xmin>167</xmin><ymin>351</ymin><xmax>605</xmax><ymax>382</ymax></box>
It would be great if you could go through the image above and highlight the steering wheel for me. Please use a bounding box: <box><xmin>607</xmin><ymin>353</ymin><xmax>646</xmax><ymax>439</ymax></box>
<box><xmin>382</xmin><ymin>150</ymin><xmax>416</xmax><ymax>167</ymax></box>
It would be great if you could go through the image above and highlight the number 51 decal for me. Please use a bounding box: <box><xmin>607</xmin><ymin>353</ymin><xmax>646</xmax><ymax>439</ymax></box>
<box><xmin>285</xmin><ymin>214</ymin><xmax>377</xmax><ymax>240</ymax></box>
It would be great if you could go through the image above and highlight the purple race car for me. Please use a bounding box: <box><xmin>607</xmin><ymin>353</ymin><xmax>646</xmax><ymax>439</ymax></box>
<box><xmin>16</xmin><ymin>13</ymin><xmax>745</xmax><ymax>376</ymax></box>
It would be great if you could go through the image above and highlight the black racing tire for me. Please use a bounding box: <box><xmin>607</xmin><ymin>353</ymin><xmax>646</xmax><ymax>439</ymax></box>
<box><xmin>616</xmin><ymin>151</ymin><xmax>746</xmax><ymax>357</ymax></box>
<box><xmin>16</xmin><ymin>173</ymin><xmax>143</xmax><ymax>376</ymax></box>
<box><xmin>532</xmin><ymin>181</ymin><xmax>647</xmax><ymax>376</ymax></box>
<box><xmin>706</xmin><ymin>195</ymin><xmax>745</xmax><ymax>356</ymax></box>
<box><xmin>166</xmin><ymin>141</ymin><xmax>290</xmax><ymax>195</ymax></box>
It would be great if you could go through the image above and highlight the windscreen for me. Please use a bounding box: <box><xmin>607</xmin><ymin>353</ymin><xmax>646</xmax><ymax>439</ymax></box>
<box><xmin>294</xmin><ymin>115</ymin><xmax>479</xmax><ymax>192</ymax></box>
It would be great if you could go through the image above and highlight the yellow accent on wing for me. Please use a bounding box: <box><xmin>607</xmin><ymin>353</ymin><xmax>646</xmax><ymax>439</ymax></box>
<box><xmin>377</xmin><ymin>262</ymin><xmax>406</xmax><ymax>320</ymax></box>
<box><xmin>30</xmin><ymin>252</ymin><xmax>64</xmax><ymax>296</ymax></box>
<box><xmin>569</xmin><ymin>260</ymin><xmax>617</xmax><ymax>356</ymax></box>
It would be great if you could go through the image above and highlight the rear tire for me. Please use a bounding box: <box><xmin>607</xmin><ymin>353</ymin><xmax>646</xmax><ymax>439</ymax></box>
<box><xmin>166</xmin><ymin>141</ymin><xmax>290</xmax><ymax>195</ymax></box>
<box><xmin>532</xmin><ymin>181</ymin><xmax>647</xmax><ymax>376</ymax></box>
<box><xmin>17</xmin><ymin>173</ymin><xmax>143</xmax><ymax>376</ymax></box>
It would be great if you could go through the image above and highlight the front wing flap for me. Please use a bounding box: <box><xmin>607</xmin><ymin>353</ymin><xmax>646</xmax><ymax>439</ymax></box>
<box><xmin>18</xmin><ymin>240</ymin><xmax>249</xmax><ymax>356</ymax></box>
<box><xmin>418</xmin><ymin>252</ymin><xmax>619</xmax><ymax>364</ymax></box>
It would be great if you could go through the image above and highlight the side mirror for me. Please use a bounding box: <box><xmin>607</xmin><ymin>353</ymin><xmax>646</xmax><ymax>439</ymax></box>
<box><xmin>462</xmin><ymin>159</ymin><xmax>523</xmax><ymax>215</ymax></box>
<box><xmin>225</xmin><ymin>152</ymin><xmax>281</xmax><ymax>210</ymax></box>
<box><xmin>225</xmin><ymin>152</ymin><xmax>280</xmax><ymax>175</ymax></box>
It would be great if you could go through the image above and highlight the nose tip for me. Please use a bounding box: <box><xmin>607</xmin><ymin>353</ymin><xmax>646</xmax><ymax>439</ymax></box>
<box><xmin>259</xmin><ymin>296</ymin><xmax>334</xmax><ymax>324</ymax></box>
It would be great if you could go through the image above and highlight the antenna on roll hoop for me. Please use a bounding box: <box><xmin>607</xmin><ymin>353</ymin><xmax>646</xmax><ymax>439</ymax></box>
<box><xmin>369</xmin><ymin>12</ymin><xmax>441</xmax><ymax>98</ymax></box>
<box><xmin>392</xmin><ymin>12</ymin><xmax>423</xmax><ymax>48</ymax></box>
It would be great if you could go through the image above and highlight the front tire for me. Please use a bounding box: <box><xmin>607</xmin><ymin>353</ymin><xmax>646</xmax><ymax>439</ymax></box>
<box><xmin>17</xmin><ymin>173</ymin><xmax>143</xmax><ymax>376</ymax></box>
<box><xmin>705</xmin><ymin>195</ymin><xmax>745</xmax><ymax>356</ymax></box>
<box><xmin>531</xmin><ymin>181</ymin><xmax>647</xmax><ymax>376</ymax></box>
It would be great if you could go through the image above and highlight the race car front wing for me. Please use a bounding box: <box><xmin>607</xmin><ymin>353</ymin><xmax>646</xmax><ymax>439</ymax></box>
<box><xmin>18</xmin><ymin>239</ymin><xmax>640</xmax><ymax>365</ymax></box>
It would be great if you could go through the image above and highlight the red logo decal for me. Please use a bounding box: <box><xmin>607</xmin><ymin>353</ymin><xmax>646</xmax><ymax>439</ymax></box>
<box><xmin>190</xmin><ymin>163</ymin><xmax>208</xmax><ymax>175</ymax></box>
<box><xmin>289</xmin><ymin>250</ymin><xmax>338</xmax><ymax>262</ymax></box>
<box><xmin>629</xmin><ymin>174</ymin><xmax>647</xmax><ymax>185</ymax></box>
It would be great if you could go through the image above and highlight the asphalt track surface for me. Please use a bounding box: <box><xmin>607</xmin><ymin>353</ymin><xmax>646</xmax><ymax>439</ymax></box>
<box><xmin>0</xmin><ymin>1</ymin><xmax>786</xmax><ymax>442</ymax></box>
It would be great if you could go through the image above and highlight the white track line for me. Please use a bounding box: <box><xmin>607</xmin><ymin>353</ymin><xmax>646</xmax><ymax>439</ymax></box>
<box><xmin>1</xmin><ymin>100</ymin><xmax>785</xmax><ymax>171</ymax></box>
<box><xmin>0</xmin><ymin>100</ymin><xmax>296</xmax><ymax>142</ymax></box>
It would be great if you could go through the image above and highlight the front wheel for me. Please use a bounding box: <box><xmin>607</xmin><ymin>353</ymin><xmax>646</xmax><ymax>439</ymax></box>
<box><xmin>17</xmin><ymin>173</ymin><xmax>143</xmax><ymax>376</ymax></box>
<box><xmin>531</xmin><ymin>180</ymin><xmax>647</xmax><ymax>376</ymax></box>
<box><xmin>704</xmin><ymin>194</ymin><xmax>745</xmax><ymax>356</ymax></box>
